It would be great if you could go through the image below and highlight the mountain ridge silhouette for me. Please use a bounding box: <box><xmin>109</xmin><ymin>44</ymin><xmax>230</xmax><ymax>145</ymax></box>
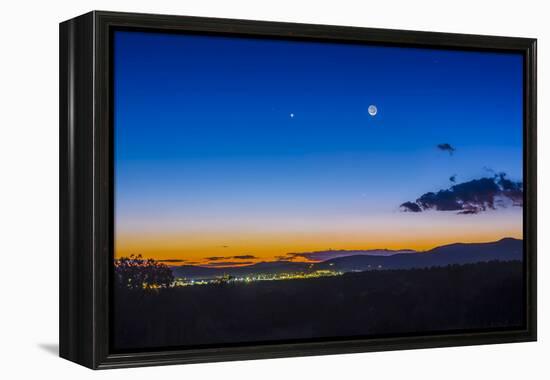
<box><xmin>170</xmin><ymin>237</ymin><xmax>522</xmax><ymax>279</ymax></box>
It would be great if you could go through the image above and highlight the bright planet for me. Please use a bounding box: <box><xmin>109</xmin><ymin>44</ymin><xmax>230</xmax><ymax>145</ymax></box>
<box><xmin>368</xmin><ymin>105</ymin><xmax>378</xmax><ymax>116</ymax></box>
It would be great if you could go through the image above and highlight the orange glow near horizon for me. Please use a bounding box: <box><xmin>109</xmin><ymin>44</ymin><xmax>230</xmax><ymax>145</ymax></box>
<box><xmin>115</xmin><ymin>210</ymin><xmax>522</xmax><ymax>265</ymax></box>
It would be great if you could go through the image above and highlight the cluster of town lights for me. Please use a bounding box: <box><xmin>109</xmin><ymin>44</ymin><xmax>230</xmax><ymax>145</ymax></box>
<box><xmin>173</xmin><ymin>269</ymin><xmax>343</xmax><ymax>287</ymax></box>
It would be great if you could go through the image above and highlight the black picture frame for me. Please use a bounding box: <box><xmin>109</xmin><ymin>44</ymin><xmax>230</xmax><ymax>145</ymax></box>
<box><xmin>59</xmin><ymin>10</ymin><xmax>537</xmax><ymax>369</ymax></box>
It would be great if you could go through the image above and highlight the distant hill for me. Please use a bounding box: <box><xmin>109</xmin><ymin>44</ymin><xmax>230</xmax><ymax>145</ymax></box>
<box><xmin>315</xmin><ymin>238</ymin><xmax>522</xmax><ymax>272</ymax></box>
<box><xmin>171</xmin><ymin>238</ymin><xmax>522</xmax><ymax>279</ymax></box>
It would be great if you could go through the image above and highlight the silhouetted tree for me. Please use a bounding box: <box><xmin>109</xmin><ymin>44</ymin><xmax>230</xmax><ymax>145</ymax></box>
<box><xmin>114</xmin><ymin>255</ymin><xmax>174</xmax><ymax>290</ymax></box>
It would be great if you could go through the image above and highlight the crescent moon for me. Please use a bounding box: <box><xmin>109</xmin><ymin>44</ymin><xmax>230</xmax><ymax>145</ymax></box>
<box><xmin>368</xmin><ymin>105</ymin><xmax>378</xmax><ymax>116</ymax></box>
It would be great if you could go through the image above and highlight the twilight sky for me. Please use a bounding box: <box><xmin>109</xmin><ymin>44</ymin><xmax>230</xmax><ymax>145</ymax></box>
<box><xmin>114</xmin><ymin>30</ymin><xmax>523</xmax><ymax>264</ymax></box>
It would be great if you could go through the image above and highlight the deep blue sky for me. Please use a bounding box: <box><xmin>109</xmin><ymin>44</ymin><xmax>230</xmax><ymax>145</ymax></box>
<box><xmin>113</xmin><ymin>30</ymin><xmax>523</xmax><ymax>260</ymax></box>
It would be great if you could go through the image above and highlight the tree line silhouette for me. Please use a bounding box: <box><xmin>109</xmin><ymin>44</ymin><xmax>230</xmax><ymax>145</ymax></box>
<box><xmin>112</xmin><ymin>260</ymin><xmax>524</xmax><ymax>351</ymax></box>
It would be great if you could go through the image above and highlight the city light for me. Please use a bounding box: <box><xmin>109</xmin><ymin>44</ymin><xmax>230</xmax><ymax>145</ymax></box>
<box><xmin>172</xmin><ymin>269</ymin><xmax>343</xmax><ymax>287</ymax></box>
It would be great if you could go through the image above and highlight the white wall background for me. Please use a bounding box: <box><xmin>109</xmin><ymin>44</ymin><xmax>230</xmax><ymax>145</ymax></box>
<box><xmin>0</xmin><ymin>0</ymin><xmax>547</xmax><ymax>378</ymax></box>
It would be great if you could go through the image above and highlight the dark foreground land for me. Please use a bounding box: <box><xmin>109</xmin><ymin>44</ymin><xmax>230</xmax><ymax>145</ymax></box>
<box><xmin>113</xmin><ymin>261</ymin><xmax>524</xmax><ymax>351</ymax></box>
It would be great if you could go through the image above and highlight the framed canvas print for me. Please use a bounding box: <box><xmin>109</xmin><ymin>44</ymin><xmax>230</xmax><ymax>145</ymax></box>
<box><xmin>59</xmin><ymin>11</ymin><xmax>537</xmax><ymax>369</ymax></box>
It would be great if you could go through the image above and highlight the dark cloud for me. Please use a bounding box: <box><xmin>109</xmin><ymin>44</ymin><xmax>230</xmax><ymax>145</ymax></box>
<box><xmin>457</xmin><ymin>210</ymin><xmax>478</xmax><ymax>215</ymax></box>
<box><xmin>205</xmin><ymin>256</ymin><xmax>225</xmax><ymax>261</ymax></box>
<box><xmin>400</xmin><ymin>201</ymin><xmax>422</xmax><ymax>213</ymax></box>
<box><xmin>205</xmin><ymin>254</ymin><xmax>258</xmax><ymax>261</ymax></box>
<box><xmin>495</xmin><ymin>172</ymin><xmax>523</xmax><ymax>205</ymax></box>
<box><xmin>437</xmin><ymin>143</ymin><xmax>456</xmax><ymax>155</ymax></box>
<box><xmin>279</xmin><ymin>248</ymin><xmax>417</xmax><ymax>262</ymax></box>
<box><xmin>157</xmin><ymin>259</ymin><xmax>186</xmax><ymax>263</ymax></box>
<box><xmin>232</xmin><ymin>255</ymin><xmax>258</xmax><ymax>260</ymax></box>
<box><xmin>400</xmin><ymin>173</ymin><xmax>523</xmax><ymax>215</ymax></box>
<box><xmin>203</xmin><ymin>261</ymin><xmax>254</xmax><ymax>267</ymax></box>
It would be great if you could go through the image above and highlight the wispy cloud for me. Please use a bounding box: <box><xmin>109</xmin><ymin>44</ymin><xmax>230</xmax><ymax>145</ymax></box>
<box><xmin>203</xmin><ymin>261</ymin><xmax>254</xmax><ymax>267</ymax></box>
<box><xmin>437</xmin><ymin>143</ymin><xmax>456</xmax><ymax>155</ymax></box>
<box><xmin>205</xmin><ymin>256</ymin><xmax>225</xmax><ymax>261</ymax></box>
<box><xmin>232</xmin><ymin>255</ymin><xmax>257</xmax><ymax>260</ymax></box>
<box><xmin>204</xmin><ymin>254</ymin><xmax>258</xmax><ymax>262</ymax></box>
